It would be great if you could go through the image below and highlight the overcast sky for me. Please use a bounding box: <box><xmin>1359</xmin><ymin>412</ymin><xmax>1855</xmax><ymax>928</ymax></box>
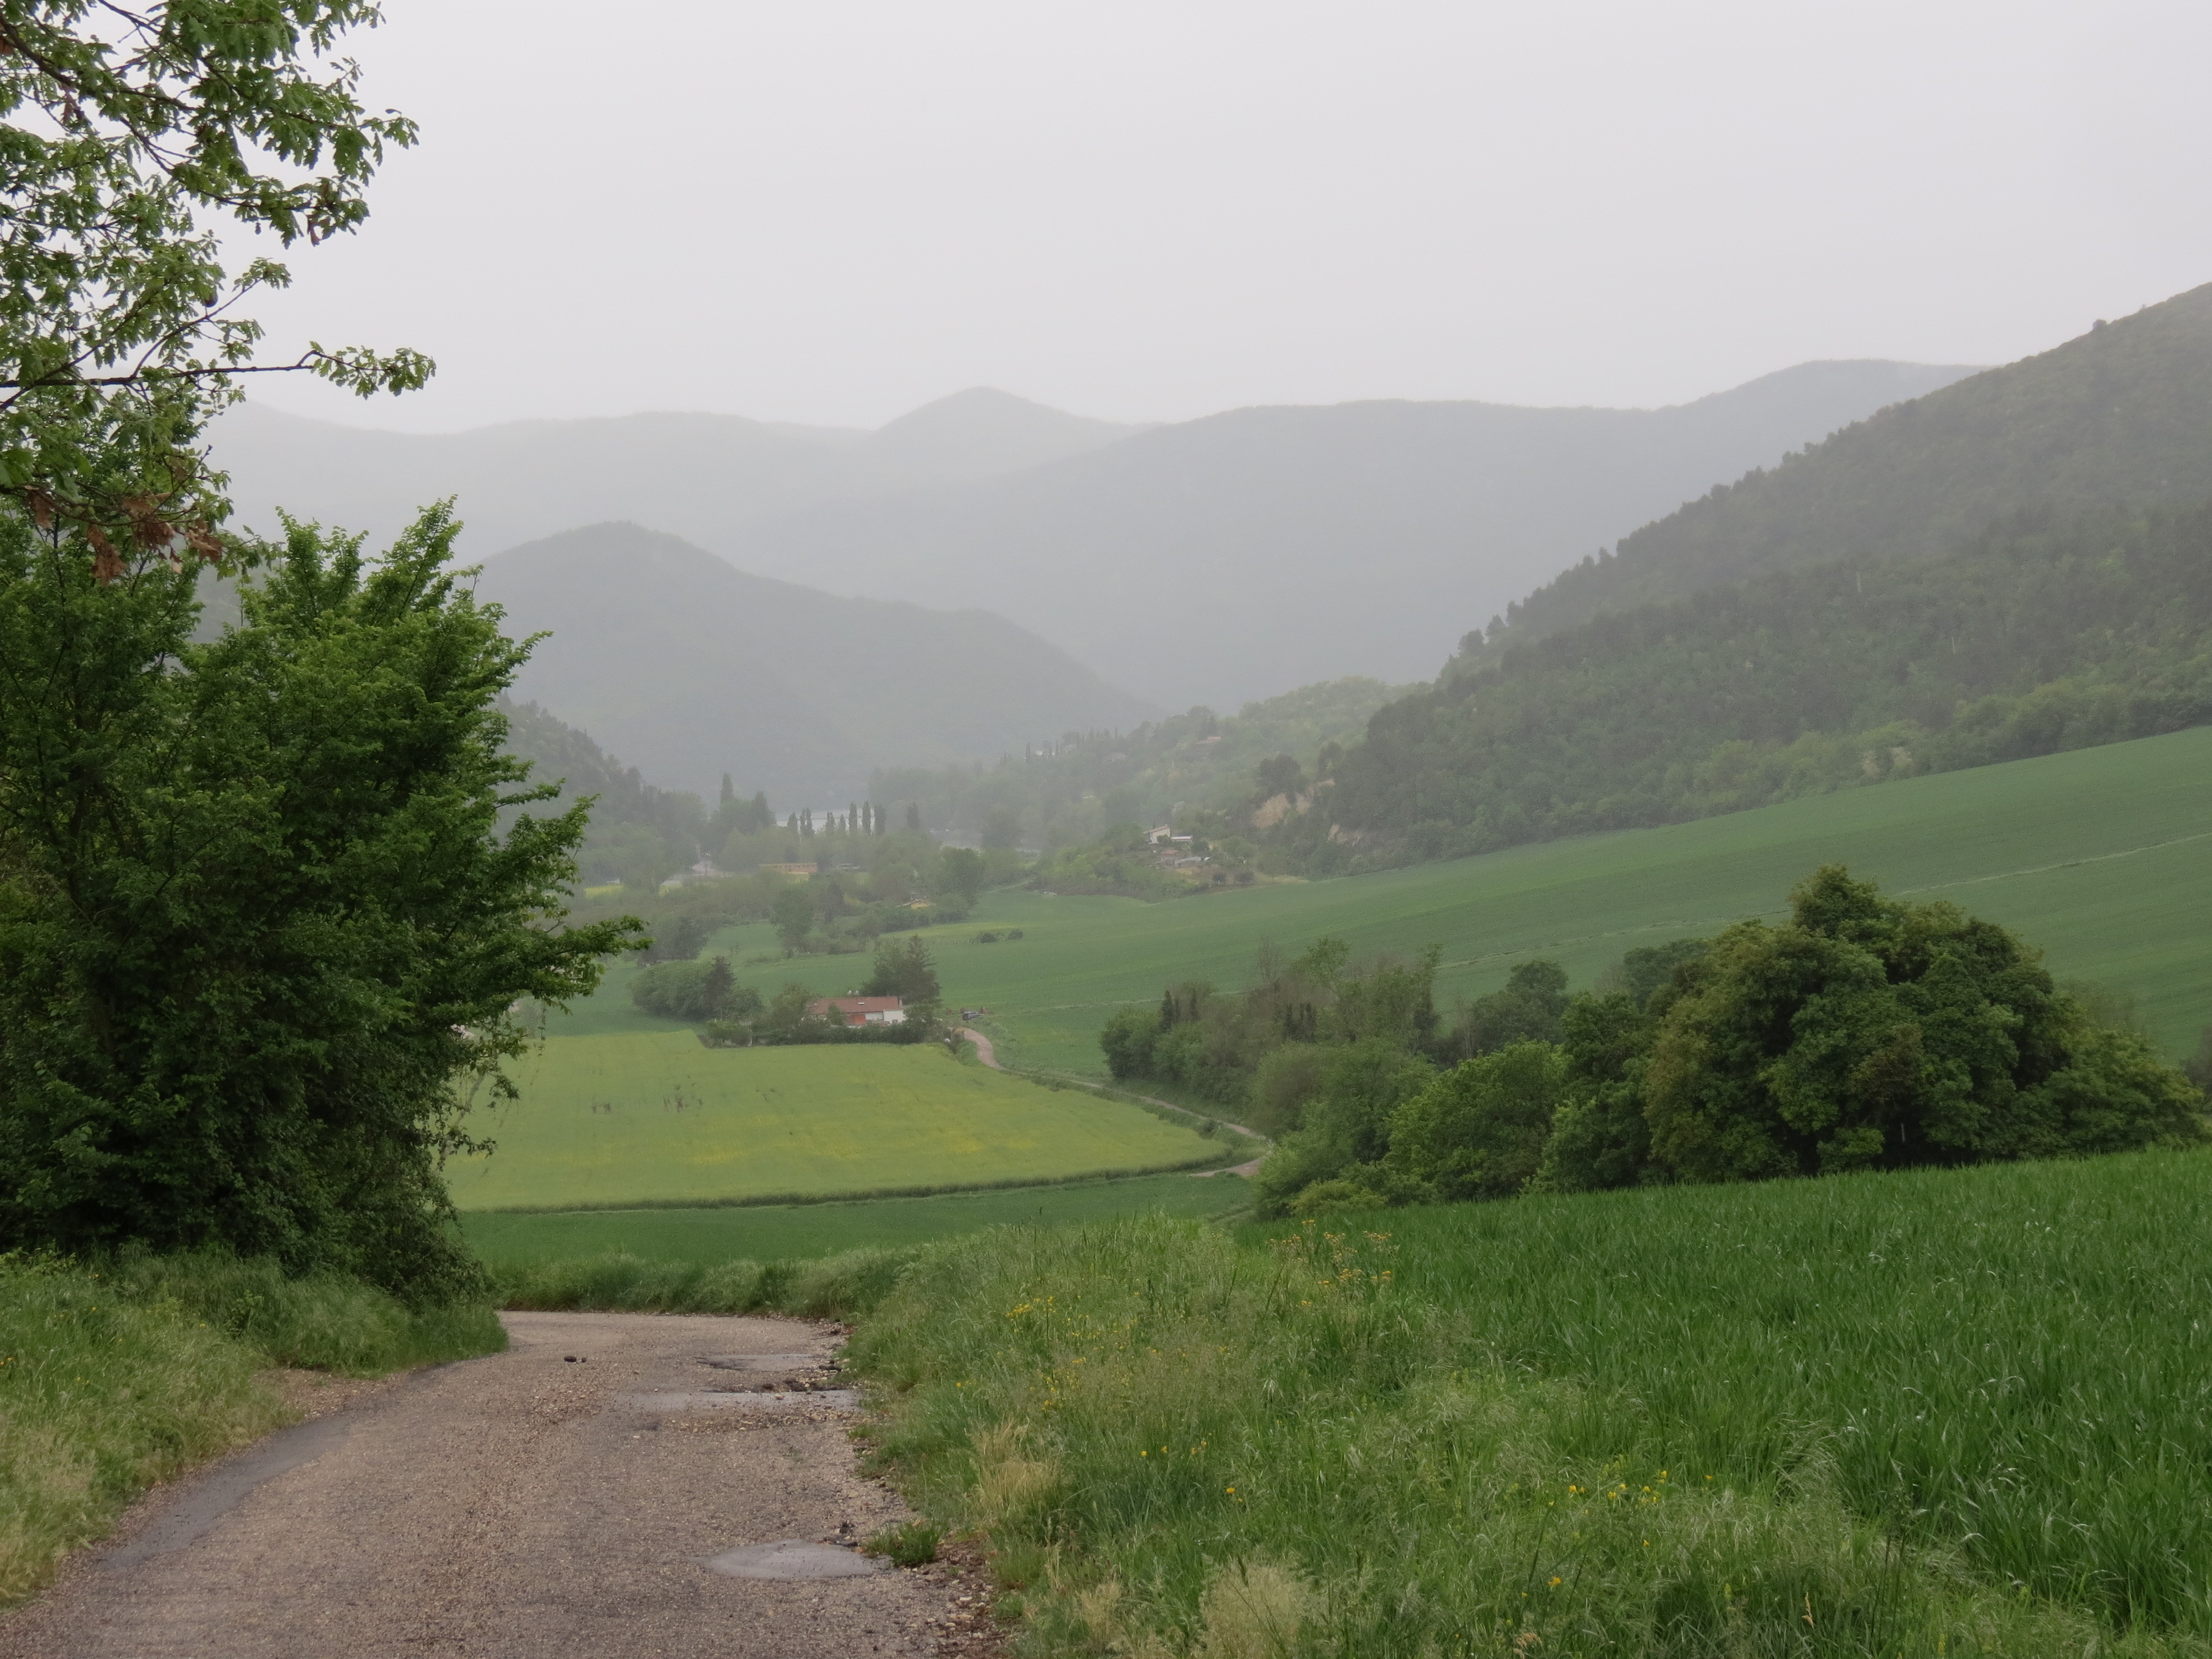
<box><xmin>237</xmin><ymin>0</ymin><xmax>2212</xmax><ymax>434</ymax></box>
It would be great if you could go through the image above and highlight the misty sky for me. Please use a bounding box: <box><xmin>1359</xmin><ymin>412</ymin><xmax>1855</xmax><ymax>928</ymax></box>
<box><xmin>239</xmin><ymin>0</ymin><xmax>2212</xmax><ymax>434</ymax></box>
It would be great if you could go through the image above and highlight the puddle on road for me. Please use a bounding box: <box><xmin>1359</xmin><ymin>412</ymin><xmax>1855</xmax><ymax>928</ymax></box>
<box><xmin>704</xmin><ymin>1539</ymin><xmax>880</xmax><ymax>1580</ymax></box>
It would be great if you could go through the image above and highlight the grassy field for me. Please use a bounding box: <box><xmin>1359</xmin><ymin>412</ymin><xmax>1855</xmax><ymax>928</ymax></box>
<box><xmin>462</xmin><ymin>1170</ymin><xmax>1252</xmax><ymax>1264</ymax></box>
<box><xmin>450</xmin><ymin>1036</ymin><xmax>1223</xmax><ymax>1212</ymax></box>
<box><xmin>853</xmin><ymin>1146</ymin><xmax>2212</xmax><ymax>1657</ymax></box>
<box><xmin>603</xmin><ymin>726</ymin><xmax>2212</xmax><ymax>1075</ymax></box>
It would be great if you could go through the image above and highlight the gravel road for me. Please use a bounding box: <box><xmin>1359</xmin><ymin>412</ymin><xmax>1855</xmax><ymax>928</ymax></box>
<box><xmin>1</xmin><ymin>1312</ymin><xmax>981</xmax><ymax>1658</ymax></box>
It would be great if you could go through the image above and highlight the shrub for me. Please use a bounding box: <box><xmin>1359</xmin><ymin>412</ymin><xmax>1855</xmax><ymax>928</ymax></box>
<box><xmin>630</xmin><ymin>955</ymin><xmax>760</xmax><ymax>1023</ymax></box>
<box><xmin>1098</xmin><ymin>1007</ymin><xmax>1162</xmax><ymax>1079</ymax></box>
<box><xmin>1640</xmin><ymin>866</ymin><xmax>2207</xmax><ymax>1180</ymax></box>
<box><xmin>1384</xmin><ymin>1040</ymin><xmax>1569</xmax><ymax>1201</ymax></box>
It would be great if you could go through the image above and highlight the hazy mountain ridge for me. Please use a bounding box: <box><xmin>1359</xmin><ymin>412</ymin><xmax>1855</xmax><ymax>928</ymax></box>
<box><xmin>717</xmin><ymin>359</ymin><xmax>1978</xmax><ymax>705</ymax></box>
<box><xmin>1249</xmin><ymin>283</ymin><xmax>2212</xmax><ymax>873</ymax></box>
<box><xmin>208</xmin><ymin>387</ymin><xmax>1144</xmax><ymax>557</ymax></box>
<box><xmin>1476</xmin><ymin>284</ymin><xmax>2212</xmax><ymax>655</ymax></box>
<box><xmin>213</xmin><ymin>362</ymin><xmax>1975</xmax><ymax>713</ymax></box>
<box><xmin>473</xmin><ymin>521</ymin><xmax>1156</xmax><ymax>803</ymax></box>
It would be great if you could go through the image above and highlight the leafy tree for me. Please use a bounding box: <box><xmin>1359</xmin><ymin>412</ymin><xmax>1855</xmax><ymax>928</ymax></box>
<box><xmin>1250</xmin><ymin>1041</ymin><xmax>1434</xmax><ymax>1216</ymax></box>
<box><xmin>0</xmin><ymin>510</ymin><xmax>634</xmax><ymax>1295</ymax></box>
<box><xmin>1641</xmin><ymin>867</ymin><xmax>2205</xmax><ymax>1179</ymax></box>
<box><xmin>1528</xmin><ymin>992</ymin><xmax>1659</xmax><ymax>1194</ymax></box>
<box><xmin>1248</xmin><ymin>1042</ymin><xmax>1327</xmax><ymax>1136</ymax></box>
<box><xmin>1254</xmin><ymin>753</ymin><xmax>1306</xmax><ymax>801</ymax></box>
<box><xmin>906</xmin><ymin>801</ymin><xmax>921</xmax><ymax>831</ymax></box>
<box><xmin>769</xmin><ymin>881</ymin><xmax>813</xmax><ymax>952</ymax></box>
<box><xmin>1443</xmin><ymin>959</ymin><xmax>1569</xmax><ymax>1059</ymax></box>
<box><xmin>1597</xmin><ymin>939</ymin><xmax>1707</xmax><ymax>1007</ymax></box>
<box><xmin>1329</xmin><ymin>946</ymin><xmax>1440</xmax><ymax>1049</ymax></box>
<box><xmin>630</xmin><ymin>954</ymin><xmax>753</xmax><ymax>1023</ymax></box>
<box><xmin>981</xmin><ymin>804</ymin><xmax>1022</xmax><ymax>849</ymax></box>
<box><xmin>762</xmin><ymin>981</ymin><xmax>819</xmax><ymax>1034</ymax></box>
<box><xmin>1385</xmin><ymin>1041</ymin><xmax>1570</xmax><ymax>1201</ymax></box>
<box><xmin>1098</xmin><ymin>1006</ymin><xmax>1160</xmax><ymax>1079</ymax></box>
<box><xmin>0</xmin><ymin>1</ymin><xmax>429</xmax><ymax>552</ymax></box>
<box><xmin>937</xmin><ymin>846</ymin><xmax>985</xmax><ymax>908</ymax></box>
<box><xmin>860</xmin><ymin>936</ymin><xmax>940</xmax><ymax>1011</ymax></box>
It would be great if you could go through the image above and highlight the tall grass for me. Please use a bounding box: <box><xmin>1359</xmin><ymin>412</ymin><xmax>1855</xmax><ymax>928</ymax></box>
<box><xmin>847</xmin><ymin>1149</ymin><xmax>2212</xmax><ymax>1657</ymax></box>
<box><xmin>0</xmin><ymin>1251</ymin><xmax>504</xmax><ymax>1608</ymax></box>
<box><xmin>492</xmin><ymin>1245</ymin><xmax>916</xmax><ymax>1319</ymax></box>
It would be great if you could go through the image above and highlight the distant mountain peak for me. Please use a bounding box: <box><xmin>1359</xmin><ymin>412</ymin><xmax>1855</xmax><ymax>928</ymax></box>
<box><xmin>863</xmin><ymin>386</ymin><xmax>1142</xmax><ymax>482</ymax></box>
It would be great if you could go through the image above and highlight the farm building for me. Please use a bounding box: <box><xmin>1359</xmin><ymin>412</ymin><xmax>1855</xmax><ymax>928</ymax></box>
<box><xmin>806</xmin><ymin>995</ymin><xmax>907</xmax><ymax>1027</ymax></box>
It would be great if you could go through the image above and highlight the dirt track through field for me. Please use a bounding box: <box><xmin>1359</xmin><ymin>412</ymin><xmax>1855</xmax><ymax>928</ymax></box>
<box><xmin>1</xmin><ymin>1313</ymin><xmax>982</xmax><ymax>1658</ymax></box>
<box><xmin>956</xmin><ymin>1025</ymin><xmax>1267</xmax><ymax>1177</ymax></box>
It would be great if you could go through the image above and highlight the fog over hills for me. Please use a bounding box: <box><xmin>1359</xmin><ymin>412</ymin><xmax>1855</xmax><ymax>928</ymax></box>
<box><xmin>211</xmin><ymin>387</ymin><xmax>1143</xmax><ymax>556</ymax></box>
<box><xmin>726</xmin><ymin>361</ymin><xmax>1976</xmax><ymax>704</ymax></box>
<box><xmin>214</xmin><ymin>362</ymin><xmax>1973</xmax><ymax>712</ymax></box>
<box><xmin>471</xmin><ymin>522</ymin><xmax>1155</xmax><ymax>802</ymax></box>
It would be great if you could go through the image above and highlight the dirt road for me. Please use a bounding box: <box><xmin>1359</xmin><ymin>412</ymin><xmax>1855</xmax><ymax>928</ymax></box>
<box><xmin>1</xmin><ymin>1312</ymin><xmax>980</xmax><ymax>1658</ymax></box>
<box><xmin>956</xmin><ymin>1026</ymin><xmax>1267</xmax><ymax>1177</ymax></box>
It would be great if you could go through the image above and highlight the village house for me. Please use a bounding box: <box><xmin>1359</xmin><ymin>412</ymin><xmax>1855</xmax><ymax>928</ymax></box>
<box><xmin>806</xmin><ymin>995</ymin><xmax>907</xmax><ymax>1027</ymax></box>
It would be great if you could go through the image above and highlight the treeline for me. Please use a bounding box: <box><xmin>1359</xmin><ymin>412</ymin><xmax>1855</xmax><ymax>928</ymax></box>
<box><xmin>569</xmin><ymin>828</ymin><xmax>1003</xmax><ymax>972</ymax></box>
<box><xmin>1029</xmin><ymin>820</ymin><xmax>1262</xmax><ymax>900</ymax></box>
<box><xmin>1099</xmin><ymin>938</ymin><xmax>1579</xmax><ymax>1130</ymax></box>
<box><xmin>873</xmin><ymin>677</ymin><xmax>1400</xmax><ymax>854</ymax></box>
<box><xmin>629</xmin><ymin>937</ymin><xmax>945</xmax><ymax>1047</ymax></box>
<box><xmin>1270</xmin><ymin>504</ymin><xmax>2212</xmax><ymax>873</ymax></box>
<box><xmin>1102</xmin><ymin>869</ymin><xmax>2206</xmax><ymax>1218</ymax></box>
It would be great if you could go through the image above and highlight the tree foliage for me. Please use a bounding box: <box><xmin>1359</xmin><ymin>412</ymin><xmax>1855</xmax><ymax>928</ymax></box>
<box><xmin>0</xmin><ymin>0</ymin><xmax>429</xmax><ymax>550</ymax></box>
<box><xmin>1271</xmin><ymin>504</ymin><xmax>2212</xmax><ymax>873</ymax></box>
<box><xmin>1485</xmin><ymin>285</ymin><xmax>2212</xmax><ymax>651</ymax></box>
<box><xmin>0</xmin><ymin>509</ymin><xmax>635</xmax><ymax>1295</ymax></box>
<box><xmin>1240</xmin><ymin>868</ymin><xmax>2205</xmax><ymax>1217</ymax></box>
<box><xmin>630</xmin><ymin>953</ymin><xmax>759</xmax><ymax>1024</ymax></box>
<box><xmin>860</xmin><ymin>936</ymin><xmax>940</xmax><ymax>1011</ymax></box>
<box><xmin>1639</xmin><ymin>867</ymin><xmax>2204</xmax><ymax>1178</ymax></box>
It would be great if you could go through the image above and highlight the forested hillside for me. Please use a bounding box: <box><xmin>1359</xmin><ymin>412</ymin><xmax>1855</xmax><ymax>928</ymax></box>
<box><xmin>873</xmin><ymin>676</ymin><xmax>1404</xmax><ymax>851</ymax></box>
<box><xmin>1476</xmin><ymin>283</ymin><xmax>2212</xmax><ymax>656</ymax></box>
<box><xmin>474</xmin><ymin>521</ymin><xmax>1155</xmax><ymax>801</ymax></box>
<box><xmin>499</xmin><ymin>700</ymin><xmax>708</xmax><ymax>889</ymax></box>
<box><xmin>1267</xmin><ymin>504</ymin><xmax>2212</xmax><ymax>871</ymax></box>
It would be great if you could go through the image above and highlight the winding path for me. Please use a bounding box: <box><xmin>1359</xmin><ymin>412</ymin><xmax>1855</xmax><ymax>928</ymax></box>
<box><xmin>955</xmin><ymin>1027</ymin><xmax>1267</xmax><ymax>1177</ymax></box>
<box><xmin>1</xmin><ymin>1313</ymin><xmax>989</xmax><ymax>1659</ymax></box>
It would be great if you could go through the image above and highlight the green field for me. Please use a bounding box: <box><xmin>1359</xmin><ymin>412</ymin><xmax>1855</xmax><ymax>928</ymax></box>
<box><xmin>450</xmin><ymin>1037</ymin><xmax>1223</xmax><ymax>1211</ymax></box>
<box><xmin>580</xmin><ymin>727</ymin><xmax>2210</xmax><ymax>1073</ymax></box>
<box><xmin>461</xmin><ymin>1170</ymin><xmax>1252</xmax><ymax>1263</ymax></box>
<box><xmin>857</xmin><ymin>1146</ymin><xmax>2212</xmax><ymax>1655</ymax></box>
